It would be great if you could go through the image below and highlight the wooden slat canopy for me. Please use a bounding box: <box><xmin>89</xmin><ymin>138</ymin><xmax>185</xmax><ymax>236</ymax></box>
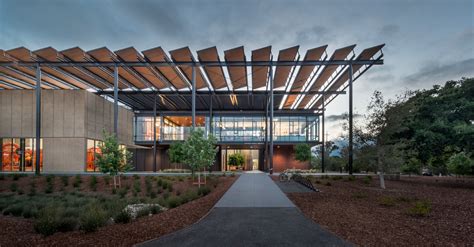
<box><xmin>224</xmin><ymin>46</ymin><xmax>247</xmax><ymax>90</ymax></box>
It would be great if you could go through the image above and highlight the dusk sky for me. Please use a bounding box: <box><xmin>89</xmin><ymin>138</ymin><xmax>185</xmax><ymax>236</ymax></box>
<box><xmin>1</xmin><ymin>0</ymin><xmax>473</xmax><ymax>139</ymax></box>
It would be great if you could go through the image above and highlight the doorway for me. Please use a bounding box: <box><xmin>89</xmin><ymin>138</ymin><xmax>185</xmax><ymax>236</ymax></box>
<box><xmin>222</xmin><ymin>149</ymin><xmax>260</xmax><ymax>171</ymax></box>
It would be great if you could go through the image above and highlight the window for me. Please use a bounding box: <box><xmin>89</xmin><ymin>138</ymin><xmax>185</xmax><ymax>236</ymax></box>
<box><xmin>86</xmin><ymin>139</ymin><xmax>103</xmax><ymax>172</ymax></box>
<box><xmin>135</xmin><ymin>116</ymin><xmax>160</xmax><ymax>141</ymax></box>
<box><xmin>0</xmin><ymin>138</ymin><xmax>43</xmax><ymax>172</ymax></box>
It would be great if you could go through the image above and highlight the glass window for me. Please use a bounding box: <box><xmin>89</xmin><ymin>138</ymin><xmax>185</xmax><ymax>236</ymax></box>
<box><xmin>86</xmin><ymin>139</ymin><xmax>102</xmax><ymax>172</ymax></box>
<box><xmin>1</xmin><ymin>138</ymin><xmax>42</xmax><ymax>172</ymax></box>
<box><xmin>162</xmin><ymin>116</ymin><xmax>206</xmax><ymax>141</ymax></box>
<box><xmin>135</xmin><ymin>116</ymin><xmax>160</xmax><ymax>141</ymax></box>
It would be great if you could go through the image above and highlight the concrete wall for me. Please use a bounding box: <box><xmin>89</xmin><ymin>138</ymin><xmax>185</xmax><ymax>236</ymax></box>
<box><xmin>0</xmin><ymin>90</ymin><xmax>134</xmax><ymax>172</ymax></box>
<box><xmin>273</xmin><ymin>145</ymin><xmax>310</xmax><ymax>172</ymax></box>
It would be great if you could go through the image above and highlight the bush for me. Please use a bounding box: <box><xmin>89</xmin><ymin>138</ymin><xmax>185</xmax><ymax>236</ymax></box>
<box><xmin>379</xmin><ymin>196</ymin><xmax>396</xmax><ymax>207</ymax></box>
<box><xmin>230</xmin><ymin>172</ymin><xmax>235</xmax><ymax>177</ymax></box>
<box><xmin>345</xmin><ymin>175</ymin><xmax>356</xmax><ymax>182</ymax></box>
<box><xmin>353</xmin><ymin>192</ymin><xmax>368</xmax><ymax>199</ymax></box>
<box><xmin>73</xmin><ymin>175</ymin><xmax>82</xmax><ymax>188</ymax></box>
<box><xmin>180</xmin><ymin>190</ymin><xmax>199</xmax><ymax>203</ymax></box>
<box><xmin>331</xmin><ymin>176</ymin><xmax>343</xmax><ymax>181</ymax></box>
<box><xmin>163</xmin><ymin>192</ymin><xmax>170</xmax><ymax>199</ymax></box>
<box><xmin>4</xmin><ymin>204</ymin><xmax>24</xmax><ymax>216</ymax></box>
<box><xmin>44</xmin><ymin>183</ymin><xmax>54</xmax><ymax>194</ymax></box>
<box><xmin>22</xmin><ymin>206</ymin><xmax>39</xmax><ymax>218</ymax></box>
<box><xmin>133</xmin><ymin>174</ymin><xmax>140</xmax><ymax>180</ymax></box>
<box><xmin>0</xmin><ymin>174</ymin><xmax>4</xmax><ymax>180</ymax></box>
<box><xmin>114</xmin><ymin>210</ymin><xmax>131</xmax><ymax>224</ymax></box>
<box><xmin>12</xmin><ymin>173</ymin><xmax>22</xmax><ymax>181</ymax></box>
<box><xmin>362</xmin><ymin>176</ymin><xmax>372</xmax><ymax>184</ymax></box>
<box><xmin>166</xmin><ymin>196</ymin><xmax>181</xmax><ymax>208</ymax></box>
<box><xmin>197</xmin><ymin>186</ymin><xmax>211</xmax><ymax>196</ymax></box>
<box><xmin>79</xmin><ymin>204</ymin><xmax>107</xmax><ymax>232</ymax></box>
<box><xmin>28</xmin><ymin>183</ymin><xmax>37</xmax><ymax>196</ymax></box>
<box><xmin>34</xmin><ymin>207</ymin><xmax>60</xmax><ymax>236</ymax></box>
<box><xmin>61</xmin><ymin>176</ymin><xmax>69</xmax><ymax>187</ymax></box>
<box><xmin>325</xmin><ymin>181</ymin><xmax>332</xmax><ymax>186</ymax></box>
<box><xmin>89</xmin><ymin>176</ymin><xmax>98</xmax><ymax>191</ymax></box>
<box><xmin>407</xmin><ymin>200</ymin><xmax>431</xmax><ymax>217</ymax></box>
<box><xmin>57</xmin><ymin>217</ymin><xmax>78</xmax><ymax>232</ymax></box>
<box><xmin>314</xmin><ymin>180</ymin><xmax>321</xmax><ymax>184</ymax></box>
<box><xmin>118</xmin><ymin>188</ymin><xmax>128</xmax><ymax>198</ymax></box>
<box><xmin>150</xmin><ymin>191</ymin><xmax>157</xmax><ymax>199</ymax></box>
<box><xmin>136</xmin><ymin>207</ymin><xmax>151</xmax><ymax>218</ymax></box>
<box><xmin>156</xmin><ymin>178</ymin><xmax>163</xmax><ymax>187</ymax></box>
<box><xmin>133</xmin><ymin>180</ymin><xmax>141</xmax><ymax>193</ymax></box>
<box><xmin>103</xmin><ymin>175</ymin><xmax>111</xmax><ymax>185</ymax></box>
<box><xmin>150</xmin><ymin>205</ymin><xmax>162</xmax><ymax>214</ymax></box>
<box><xmin>10</xmin><ymin>183</ymin><xmax>18</xmax><ymax>192</ymax></box>
<box><xmin>46</xmin><ymin>175</ymin><xmax>55</xmax><ymax>183</ymax></box>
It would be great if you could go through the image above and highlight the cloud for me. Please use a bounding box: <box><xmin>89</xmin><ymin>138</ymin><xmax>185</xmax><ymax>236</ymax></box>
<box><xmin>403</xmin><ymin>58</ymin><xmax>474</xmax><ymax>86</ymax></box>
<box><xmin>326</xmin><ymin>113</ymin><xmax>363</xmax><ymax>122</ymax></box>
<box><xmin>378</xmin><ymin>24</ymin><xmax>400</xmax><ymax>38</ymax></box>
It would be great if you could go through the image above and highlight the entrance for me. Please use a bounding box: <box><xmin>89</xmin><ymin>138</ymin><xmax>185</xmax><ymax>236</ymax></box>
<box><xmin>222</xmin><ymin>149</ymin><xmax>260</xmax><ymax>171</ymax></box>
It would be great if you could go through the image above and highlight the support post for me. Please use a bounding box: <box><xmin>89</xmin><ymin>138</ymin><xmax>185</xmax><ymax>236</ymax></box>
<box><xmin>113</xmin><ymin>66</ymin><xmax>119</xmax><ymax>136</ymax></box>
<box><xmin>191</xmin><ymin>65</ymin><xmax>196</xmax><ymax>128</ymax></box>
<box><xmin>348</xmin><ymin>64</ymin><xmax>354</xmax><ymax>175</ymax></box>
<box><xmin>153</xmin><ymin>93</ymin><xmax>157</xmax><ymax>172</ymax></box>
<box><xmin>321</xmin><ymin>93</ymin><xmax>325</xmax><ymax>173</ymax></box>
<box><xmin>209</xmin><ymin>95</ymin><xmax>213</xmax><ymax>135</ymax></box>
<box><xmin>265</xmin><ymin>98</ymin><xmax>268</xmax><ymax>170</ymax></box>
<box><xmin>269</xmin><ymin>65</ymin><xmax>274</xmax><ymax>174</ymax></box>
<box><xmin>35</xmin><ymin>65</ymin><xmax>41</xmax><ymax>175</ymax></box>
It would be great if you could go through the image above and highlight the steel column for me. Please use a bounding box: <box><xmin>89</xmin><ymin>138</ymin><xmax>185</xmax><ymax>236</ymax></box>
<box><xmin>113</xmin><ymin>66</ymin><xmax>119</xmax><ymax>135</ymax></box>
<box><xmin>269</xmin><ymin>65</ymin><xmax>274</xmax><ymax>174</ymax></box>
<box><xmin>348</xmin><ymin>64</ymin><xmax>354</xmax><ymax>175</ymax></box>
<box><xmin>209</xmin><ymin>95</ymin><xmax>213</xmax><ymax>135</ymax></box>
<box><xmin>191</xmin><ymin>65</ymin><xmax>196</xmax><ymax>128</ymax></box>
<box><xmin>321</xmin><ymin>93</ymin><xmax>325</xmax><ymax>173</ymax></box>
<box><xmin>153</xmin><ymin>93</ymin><xmax>157</xmax><ymax>172</ymax></box>
<box><xmin>35</xmin><ymin>65</ymin><xmax>41</xmax><ymax>175</ymax></box>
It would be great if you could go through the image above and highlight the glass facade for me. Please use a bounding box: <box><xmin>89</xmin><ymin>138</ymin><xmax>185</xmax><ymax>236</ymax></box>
<box><xmin>86</xmin><ymin>139</ymin><xmax>126</xmax><ymax>172</ymax></box>
<box><xmin>0</xmin><ymin>138</ymin><xmax>43</xmax><ymax>172</ymax></box>
<box><xmin>134</xmin><ymin>115</ymin><xmax>318</xmax><ymax>143</ymax></box>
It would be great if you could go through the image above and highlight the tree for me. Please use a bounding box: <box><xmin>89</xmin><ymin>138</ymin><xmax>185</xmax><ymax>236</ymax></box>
<box><xmin>168</xmin><ymin>141</ymin><xmax>185</xmax><ymax>169</ymax></box>
<box><xmin>401</xmin><ymin>157</ymin><xmax>421</xmax><ymax>176</ymax></box>
<box><xmin>95</xmin><ymin>131</ymin><xmax>133</xmax><ymax>189</ymax></box>
<box><xmin>182</xmin><ymin>129</ymin><xmax>218</xmax><ymax>187</ymax></box>
<box><xmin>228</xmin><ymin>153</ymin><xmax>245</xmax><ymax>169</ymax></box>
<box><xmin>447</xmin><ymin>152</ymin><xmax>473</xmax><ymax>176</ymax></box>
<box><xmin>295</xmin><ymin>143</ymin><xmax>312</xmax><ymax>163</ymax></box>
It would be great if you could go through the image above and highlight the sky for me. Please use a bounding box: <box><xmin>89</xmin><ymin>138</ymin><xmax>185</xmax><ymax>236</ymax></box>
<box><xmin>1</xmin><ymin>0</ymin><xmax>473</xmax><ymax>139</ymax></box>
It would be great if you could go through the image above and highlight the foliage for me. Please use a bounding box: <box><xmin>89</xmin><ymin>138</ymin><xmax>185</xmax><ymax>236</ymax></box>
<box><xmin>295</xmin><ymin>143</ymin><xmax>312</xmax><ymax>162</ymax></box>
<box><xmin>228</xmin><ymin>153</ymin><xmax>245</xmax><ymax>168</ymax></box>
<box><xmin>79</xmin><ymin>204</ymin><xmax>107</xmax><ymax>232</ymax></box>
<box><xmin>407</xmin><ymin>200</ymin><xmax>431</xmax><ymax>217</ymax></box>
<box><xmin>181</xmin><ymin>129</ymin><xmax>218</xmax><ymax>174</ymax></box>
<box><xmin>168</xmin><ymin>141</ymin><xmax>186</xmax><ymax>165</ymax></box>
<box><xmin>96</xmin><ymin>130</ymin><xmax>133</xmax><ymax>188</ymax></box>
<box><xmin>379</xmin><ymin>196</ymin><xmax>396</xmax><ymax>207</ymax></box>
<box><xmin>34</xmin><ymin>206</ymin><xmax>60</xmax><ymax>236</ymax></box>
<box><xmin>89</xmin><ymin>176</ymin><xmax>98</xmax><ymax>191</ymax></box>
<box><xmin>197</xmin><ymin>186</ymin><xmax>211</xmax><ymax>196</ymax></box>
<box><xmin>401</xmin><ymin>157</ymin><xmax>422</xmax><ymax>175</ymax></box>
<box><xmin>61</xmin><ymin>176</ymin><xmax>69</xmax><ymax>187</ymax></box>
<box><xmin>447</xmin><ymin>152</ymin><xmax>473</xmax><ymax>176</ymax></box>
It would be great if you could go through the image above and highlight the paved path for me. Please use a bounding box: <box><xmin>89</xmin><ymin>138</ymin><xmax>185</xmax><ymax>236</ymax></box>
<box><xmin>140</xmin><ymin>172</ymin><xmax>350</xmax><ymax>247</ymax></box>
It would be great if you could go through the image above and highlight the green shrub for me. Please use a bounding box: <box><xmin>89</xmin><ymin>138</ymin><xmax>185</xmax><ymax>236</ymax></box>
<box><xmin>73</xmin><ymin>175</ymin><xmax>82</xmax><ymax>188</ymax></box>
<box><xmin>167</xmin><ymin>184</ymin><xmax>173</xmax><ymax>192</ymax></box>
<box><xmin>331</xmin><ymin>176</ymin><xmax>342</xmax><ymax>181</ymax></box>
<box><xmin>345</xmin><ymin>175</ymin><xmax>356</xmax><ymax>182</ymax></box>
<box><xmin>0</xmin><ymin>174</ymin><xmax>5</xmax><ymax>180</ymax></box>
<box><xmin>28</xmin><ymin>185</ymin><xmax>37</xmax><ymax>196</ymax></box>
<box><xmin>150</xmin><ymin>205</ymin><xmax>162</xmax><ymax>214</ymax></box>
<box><xmin>379</xmin><ymin>196</ymin><xmax>396</xmax><ymax>207</ymax></box>
<box><xmin>197</xmin><ymin>186</ymin><xmax>211</xmax><ymax>196</ymax></box>
<box><xmin>136</xmin><ymin>207</ymin><xmax>151</xmax><ymax>218</ymax></box>
<box><xmin>314</xmin><ymin>180</ymin><xmax>321</xmax><ymax>184</ymax></box>
<box><xmin>167</xmin><ymin>196</ymin><xmax>181</xmax><ymax>208</ymax></box>
<box><xmin>34</xmin><ymin>207</ymin><xmax>60</xmax><ymax>236</ymax></box>
<box><xmin>325</xmin><ymin>181</ymin><xmax>331</xmax><ymax>186</ymax></box>
<box><xmin>118</xmin><ymin>188</ymin><xmax>128</xmax><ymax>198</ymax></box>
<box><xmin>12</xmin><ymin>173</ymin><xmax>22</xmax><ymax>181</ymax></box>
<box><xmin>178</xmin><ymin>177</ymin><xmax>184</xmax><ymax>182</ymax></box>
<box><xmin>112</xmin><ymin>188</ymin><xmax>117</xmax><ymax>194</ymax></box>
<box><xmin>180</xmin><ymin>190</ymin><xmax>199</xmax><ymax>203</ymax></box>
<box><xmin>44</xmin><ymin>183</ymin><xmax>53</xmax><ymax>194</ymax></box>
<box><xmin>79</xmin><ymin>204</ymin><xmax>107</xmax><ymax>232</ymax></box>
<box><xmin>10</xmin><ymin>183</ymin><xmax>18</xmax><ymax>192</ymax></box>
<box><xmin>362</xmin><ymin>176</ymin><xmax>372</xmax><ymax>184</ymax></box>
<box><xmin>321</xmin><ymin>175</ymin><xmax>330</xmax><ymax>179</ymax></box>
<box><xmin>46</xmin><ymin>175</ymin><xmax>55</xmax><ymax>183</ymax></box>
<box><xmin>407</xmin><ymin>200</ymin><xmax>431</xmax><ymax>217</ymax></box>
<box><xmin>133</xmin><ymin>180</ymin><xmax>141</xmax><ymax>193</ymax></box>
<box><xmin>4</xmin><ymin>204</ymin><xmax>24</xmax><ymax>216</ymax></box>
<box><xmin>114</xmin><ymin>210</ymin><xmax>131</xmax><ymax>224</ymax></box>
<box><xmin>89</xmin><ymin>176</ymin><xmax>98</xmax><ymax>191</ymax></box>
<box><xmin>150</xmin><ymin>191</ymin><xmax>157</xmax><ymax>199</ymax></box>
<box><xmin>156</xmin><ymin>178</ymin><xmax>163</xmax><ymax>187</ymax></box>
<box><xmin>163</xmin><ymin>192</ymin><xmax>170</xmax><ymax>199</ymax></box>
<box><xmin>158</xmin><ymin>188</ymin><xmax>163</xmax><ymax>194</ymax></box>
<box><xmin>62</xmin><ymin>207</ymin><xmax>80</xmax><ymax>218</ymax></box>
<box><xmin>176</xmin><ymin>190</ymin><xmax>181</xmax><ymax>196</ymax></box>
<box><xmin>353</xmin><ymin>192</ymin><xmax>368</xmax><ymax>199</ymax></box>
<box><xmin>61</xmin><ymin>176</ymin><xmax>69</xmax><ymax>187</ymax></box>
<box><xmin>17</xmin><ymin>189</ymin><xmax>24</xmax><ymax>195</ymax></box>
<box><xmin>133</xmin><ymin>174</ymin><xmax>140</xmax><ymax>180</ymax></box>
<box><xmin>22</xmin><ymin>206</ymin><xmax>38</xmax><ymax>218</ymax></box>
<box><xmin>57</xmin><ymin>217</ymin><xmax>78</xmax><ymax>232</ymax></box>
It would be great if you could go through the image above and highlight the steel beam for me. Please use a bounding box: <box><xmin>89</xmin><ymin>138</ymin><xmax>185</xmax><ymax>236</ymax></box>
<box><xmin>348</xmin><ymin>64</ymin><xmax>353</xmax><ymax>175</ymax></box>
<box><xmin>269</xmin><ymin>65</ymin><xmax>274</xmax><ymax>174</ymax></box>
<box><xmin>153</xmin><ymin>94</ymin><xmax>157</xmax><ymax>172</ymax></box>
<box><xmin>96</xmin><ymin>90</ymin><xmax>346</xmax><ymax>96</ymax></box>
<box><xmin>0</xmin><ymin>59</ymin><xmax>384</xmax><ymax>67</ymax></box>
<box><xmin>191</xmin><ymin>65</ymin><xmax>196</xmax><ymax>128</ymax></box>
<box><xmin>35</xmin><ymin>65</ymin><xmax>41</xmax><ymax>175</ymax></box>
<box><xmin>113</xmin><ymin>66</ymin><xmax>119</xmax><ymax>135</ymax></box>
<box><xmin>321</xmin><ymin>93</ymin><xmax>325</xmax><ymax>173</ymax></box>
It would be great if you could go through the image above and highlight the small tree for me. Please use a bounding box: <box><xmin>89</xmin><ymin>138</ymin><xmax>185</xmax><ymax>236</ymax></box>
<box><xmin>228</xmin><ymin>153</ymin><xmax>245</xmax><ymax>169</ymax></box>
<box><xmin>295</xmin><ymin>143</ymin><xmax>312</xmax><ymax>164</ymax></box>
<box><xmin>182</xmin><ymin>129</ymin><xmax>218</xmax><ymax>187</ymax></box>
<box><xmin>95</xmin><ymin>131</ymin><xmax>132</xmax><ymax>189</ymax></box>
<box><xmin>168</xmin><ymin>141</ymin><xmax>185</xmax><ymax>169</ymax></box>
<box><xmin>447</xmin><ymin>152</ymin><xmax>473</xmax><ymax>176</ymax></box>
<box><xmin>401</xmin><ymin>157</ymin><xmax>421</xmax><ymax>176</ymax></box>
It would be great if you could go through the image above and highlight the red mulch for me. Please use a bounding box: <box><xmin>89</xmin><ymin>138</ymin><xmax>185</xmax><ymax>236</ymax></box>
<box><xmin>283</xmin><ymin>176</ymin><xmax>474</xmax><ymax>246</ymax></box>
<box><xmin>0</xmin><ymin>175</ymin><xmax>237</xmax><ymax>247</ymax></box>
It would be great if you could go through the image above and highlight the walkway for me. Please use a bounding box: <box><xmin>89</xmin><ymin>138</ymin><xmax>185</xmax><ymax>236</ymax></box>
<box><xmin>140</xmin><ymin>172</ymin><xmax>350</xmax><ymax>247</ymax></box>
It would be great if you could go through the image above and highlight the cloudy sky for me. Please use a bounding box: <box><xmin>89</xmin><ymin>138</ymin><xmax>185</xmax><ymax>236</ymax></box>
<box><xmin>1</xmin><ymin>0</ymin><xmax>473</xmax><ymax>139</ymax></box>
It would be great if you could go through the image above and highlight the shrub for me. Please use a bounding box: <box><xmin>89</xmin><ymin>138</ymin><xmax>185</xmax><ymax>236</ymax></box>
<box><xmin>10</xmin><ymin>183</ymin><xmax>18</xmax><ymax>192</ymax></box>
<box><xmin>345</xmin><ymin>175</ymin><xmax>356</xmax><ymax>182</ymax></box>
<box><xmin>168</xmin><ymin>184</ymin><xmax>173</xmax><ymax>192</ymax></box>
<box><xmin>4</xmin><ymin>204</ymin><xmax>24</xmax><ymax>216</ymax></box>
<box><xmin>150</xmin><ymin>191</ymin><xmax>157</xmax><ymax>199</ymax></box>
<box><xmin>12</xmin><ymin>173</ymin><xmax>22</xmax><ymax>181</ymax></box>
<box><xmin>114</xmin><ymin>210</ymin><xmax>131</xmax><ymax>224</ymax></box>
<box><xmin>28</xmin><ymin>182</ymin><xmax>37</xmax><ymax>196</ymax></box>
<box><xmin>79</xmin><ymin>204</ymin><xmax>107</xmax><ymax>232</ymax></box>
<box><xmin>178</xmin><ymin>177</ymin><xmax>184</xmax><ymax>182</ymax></box>
<box><xmin>163</xmin><ymin>192</ymin><xmax>170</xmax><ymax>199</ymax></box>
<box><xmin>89</xmin><ymin>176</ymin><xmax>98</xmax><ymax>191</ymax></box>
<box><xmin>166</xmin><ymin>196</ymin><xmax>181</xmax><ymax>208</ymax></box>
<box><xmin>136</xmin><ymin>207</ymin><xmax>151</xmax><ymax>218</ymax></box>
<box><xmin>133</xmin><ymin>180</ymin><xmax>141</xmax><ymax>193</ymax></box>
<box><xmin>34</xmin><ymin>207</ymin><xmax>60</xmax><ymax>236</ymax></box>
<box><xmin>112</xmin><ymin>188</ymin><xmax>117</xmax><ymax>195</ymax></box>
<box><xmin>407</xmin><ymin>200</ymin><xmax>431</xmax><ymax>217</ymax></box>
<box><xmin>61</xmin><ymin>176</ymin><xmax>69</xmax><ymax>187</ymax></box>
<box><xmin>362</xmin><ymin>176</ymin><xmax>372</xmax><ymax>184</ymax></box>
<box><xmin>156</xmin><ymin>178</ymin><xmax>163</xmax><ymax>187</ymax></box>
<box><xmin>176</xmin><ymin>190</ymin><xmax>181</xmax><ymax>196</ymax></box>
<box><xmin>230</xmin><ymin>172</ymin><xmax>235</xmax><ymax>177</ymax></box>
<box><xmin>180</xmin><ymin>190</ymin><xmax>199</xmax><ymax>203</ymax></box>
<box><xmin>197</xmin><ymin>186</ymin><xmax>211</xmax><ymax>196</ymax></box>
<box><xmin>353</xmin><ymin>192</ymin><xmax>368</xmax><ymax>199</ymax></box>
<box><xmin>17</xmin><ymin>189</ymin><xmax>24</xmax><ymax>195</ymax></box>
<box><xmin>46</xmin><ymin>175</ymin><xmax>55</xmax><ymax>183</ymax></box>
<box><xmin>118</xmin><ymin>188</ymin><xmax>128</xmax><ymax>198</ymax></box>
<box><xmin>133</xmin><ymin>174</ymin><xmax>140</xmax><ymax>180</ymax></box>
<box><xmin>379</xmin><ymin>196</ymin><xmax>396</xmax><ymax>207</ymax></box>
<box><xmin>331</xmin><ymin>176</ymin><xmax>342</xmax><ymax>181</ymax></box>
<box><xmin>57</xmin><ymin>217</ymin><xmax>78</xmax><ymax>232</ymax></box>
<box><xmin>44</xmin><ymin>183</ymin><xmax>53</xmax><ymax>194</ymax></box>
<box><xmin>314</xmin><ymin>180</ymin><xmax>321</xmax><ymax>184</ymax></box>
<box><xmin>0</xmin><ymin>174</ymin><xmax>4</xmax><ymax>180</ymax></box>
<box><xmin>22</xmin><ymin>207</ymin><xmax>38</xmax><ymax>218</ymax></box>
<box><xmin>73</xmin><ymin>175</ymin><xmax>82</xmax><ymax>188</ymax></box>
<box><xmin>325</xmin><ymin>181</ymin><xmax>332</xmax><ymax>186</ymax></box>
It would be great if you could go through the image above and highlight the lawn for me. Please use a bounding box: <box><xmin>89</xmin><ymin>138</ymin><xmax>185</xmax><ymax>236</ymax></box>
<box><xmin>0</xmin><ymin>173</ymin><xmax>237</xmax><ymax>246</ymax></box>
<box><xmin>282</xmin><ymin>175</ymin><xmax>474</xmax><ymax>246</ymax></box>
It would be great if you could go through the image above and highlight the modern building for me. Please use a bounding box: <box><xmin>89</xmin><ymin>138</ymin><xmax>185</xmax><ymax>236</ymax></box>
<box><xmin>0</xmin><ymin>44</ymin><xmax>384</xmax><ymax>173</ymax></box>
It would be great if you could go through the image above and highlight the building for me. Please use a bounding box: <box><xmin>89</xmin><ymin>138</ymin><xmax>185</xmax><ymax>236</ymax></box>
<box><xmin>0</xmin><ymin>45</ymin><xmax>384</xmax><ymax>173</ymax></box>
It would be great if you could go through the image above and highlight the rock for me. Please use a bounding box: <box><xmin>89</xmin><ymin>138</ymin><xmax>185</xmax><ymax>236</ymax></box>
<box><xmin>124</xmin><ymin>203</ymin><xmax>167</xmax><ymax>219</ymax></box>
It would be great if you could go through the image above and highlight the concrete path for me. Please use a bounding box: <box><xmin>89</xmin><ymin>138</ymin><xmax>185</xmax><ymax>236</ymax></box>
<box><xmin>140</xmin><ymin>172</ymin><xmax>350</xmax><ymax>247</ymax></box>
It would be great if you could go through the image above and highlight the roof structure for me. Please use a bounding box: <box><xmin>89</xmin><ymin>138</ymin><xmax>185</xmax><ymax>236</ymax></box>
<box><xmin>0</xmin><ymin>44</ymin><xmax>384</xmax><ymax>112</ymax></box>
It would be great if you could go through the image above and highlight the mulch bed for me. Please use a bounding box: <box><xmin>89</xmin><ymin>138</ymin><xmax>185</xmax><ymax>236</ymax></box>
<box><xmin>0</xmin><ymin>175</ymin><xmax>237</xmax><ymax>247</ymax></box>
<box><xmin>281</xmin><ymin>175</ymin><xmax>474</xmax><ymax>246</ymax></box>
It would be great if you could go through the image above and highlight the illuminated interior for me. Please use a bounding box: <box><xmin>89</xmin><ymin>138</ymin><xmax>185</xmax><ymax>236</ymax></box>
<box><xmin>1</xmin><ymin>138</ymin><xmax>43</xmax><ymax>172</ymax></box>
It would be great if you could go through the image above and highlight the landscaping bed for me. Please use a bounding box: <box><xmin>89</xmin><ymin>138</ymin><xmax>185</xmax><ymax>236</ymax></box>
<box><xmin>279</xmin><ymin>175</ymin><xmax>474</xmax><ymax>246</ymax></box>
<box><xmin>0</xmin><ymin>173</ymin><xmax>237</xmax><ymax>246</ymax></box>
